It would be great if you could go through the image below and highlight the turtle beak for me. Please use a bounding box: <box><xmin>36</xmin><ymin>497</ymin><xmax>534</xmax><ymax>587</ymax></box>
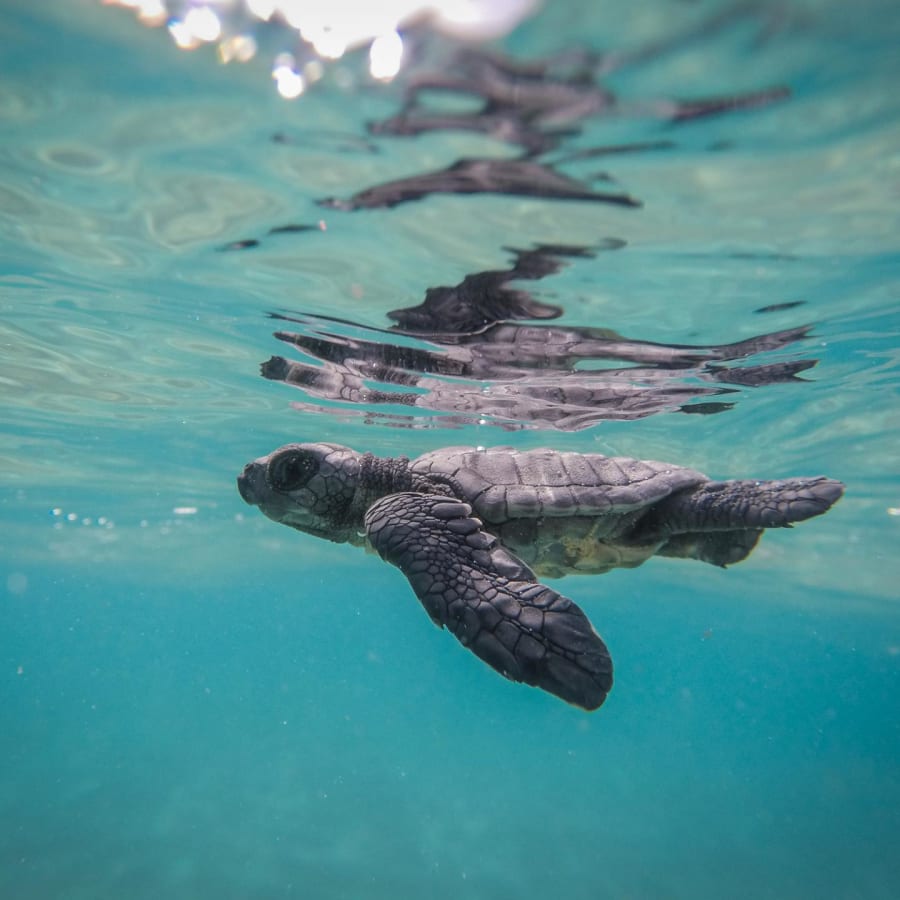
<box><xmin>237</xmin><ymin>462</ymin><xmax>261</xmax><ymax>505</ymax></box>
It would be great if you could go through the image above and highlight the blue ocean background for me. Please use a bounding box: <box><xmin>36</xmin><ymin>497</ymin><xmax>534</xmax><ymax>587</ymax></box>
<box><xmin>2</xmin><ymin>0</ymin><xmax>899</xmax><ymax>897</ymax></box>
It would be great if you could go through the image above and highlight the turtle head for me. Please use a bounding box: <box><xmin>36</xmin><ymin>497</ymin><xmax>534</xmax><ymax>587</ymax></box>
<box><xmin>237</xmin><ymin>442</ymin><xmax>365</xmax><ymax>543</ymax></box>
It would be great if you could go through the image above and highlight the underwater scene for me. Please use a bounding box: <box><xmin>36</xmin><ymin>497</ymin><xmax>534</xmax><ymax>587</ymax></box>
<box><xmin>2</xmin><ymin>0</ymin><xmax>899</xmax><ymax>897</ymax></box>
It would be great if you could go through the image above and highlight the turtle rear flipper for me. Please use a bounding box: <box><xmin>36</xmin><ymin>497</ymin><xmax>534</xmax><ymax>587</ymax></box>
<box><xmin>365</xmin><ymin>492</ymin><xmax>613</xmax><ymax>711</ymax></box>
<box><xmin>658</xmin><ymin>529</ymin><xmax>762</xmax><ymax>567</ymax></box>
<box><xmin>633</xmin><ymin>475</ymin><xmax>844</xmax><ymax>544</ymax></box>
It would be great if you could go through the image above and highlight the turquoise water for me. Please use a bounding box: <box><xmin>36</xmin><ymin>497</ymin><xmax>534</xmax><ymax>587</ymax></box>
<box><xmin>2</xmin><ymin>1</ymin><xmax>899</xmax><ymax>897</ymax></box>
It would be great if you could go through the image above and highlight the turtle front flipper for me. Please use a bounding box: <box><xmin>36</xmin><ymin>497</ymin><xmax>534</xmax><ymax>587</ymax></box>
<box><xmin>364</xmin><ymin>492</ymin><xmax>613</xmax><ymax>711</ymax></box>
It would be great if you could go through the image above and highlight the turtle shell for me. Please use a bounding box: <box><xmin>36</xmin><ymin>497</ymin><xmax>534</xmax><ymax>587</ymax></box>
<box><xmin>410</xmin><ymin>446</ymin><xmax>707</xmax><ymax>524</ymax></box>
<box><xmin>409</xmin><ymin>447</ymin><xmax>709</xmax><ymax>576</ymax></box>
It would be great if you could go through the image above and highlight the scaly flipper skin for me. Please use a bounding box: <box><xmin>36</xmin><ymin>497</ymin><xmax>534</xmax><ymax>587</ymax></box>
<box><xmin>633</xmin><ymin>476</ymin><xmax>846</xmax><ymax>542</ymax></box>
<box><xmin>364</xmin><ymin>492</ymin><xmax>613</xmax><ymax>710</ymax></box>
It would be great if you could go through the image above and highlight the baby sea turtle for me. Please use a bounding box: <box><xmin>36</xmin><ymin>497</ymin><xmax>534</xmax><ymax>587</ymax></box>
<box><xmin>237</xmin><ymin>443</ymin><xmax>843</xmax><ymax>711</ymax></box>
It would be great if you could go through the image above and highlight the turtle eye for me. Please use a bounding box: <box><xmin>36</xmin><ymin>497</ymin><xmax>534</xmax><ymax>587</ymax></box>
<box><xmin>268</xmin><ymin>450</ymin><xmax>319</xmax><ymax>492</ymax></box>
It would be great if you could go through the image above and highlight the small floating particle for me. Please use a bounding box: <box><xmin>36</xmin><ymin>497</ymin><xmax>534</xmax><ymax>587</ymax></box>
<box><xmin>173</xmin><ymin>506</ymin><xmax>198</xmax><ymax>516</ymax></box>
<box><xmin>888</xmin><ymin>508</ymin><xmax>900</xmax><ymax>516</ymax></box>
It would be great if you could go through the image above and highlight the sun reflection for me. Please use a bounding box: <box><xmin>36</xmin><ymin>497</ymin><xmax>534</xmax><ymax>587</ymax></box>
<box><xmin>272</xmin><ymin>53</ymin><xmax>305</xmax><ymax>98</ymax></box>
<box><xmin>305</xmin><ymin>25</ymin><xmax>348</xmax><ymax>61</ymax></box>
<box><xmin>218</xmin><ymin>33</ymin><xmax>257</xmax><ymax>63</ymax></box>
<box><xmin>103</xmin><ymin>0</ymin><xmax>167</xmax><ymax>25</ymax></box>
<box><xmin>245</xmin><ymin>0</ymin><xmax>276</xmax><ymax>20</ymax></box>
<box><xmin>101</xmin><ymin>0</ymin><xmax>537</xmax><ymax>96</ymax></box>
<box><xmin>183</xmin><ymin>6</ymin><xmax>222</xmax><ymax>43</ymax></box>
<box><xmin>167</xmin><ymin>5</ymin><xmax>223</xmax><ymax>48</ymax></box>
<box><xmin>167</xmin><ymin>18</ymin><xmax>199</xmax><ymax>49</ymax></box>
<box><xmin>370</xmin><ymin>30</ymin><xmax>403</xmax><ymax>81</ymax></box>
